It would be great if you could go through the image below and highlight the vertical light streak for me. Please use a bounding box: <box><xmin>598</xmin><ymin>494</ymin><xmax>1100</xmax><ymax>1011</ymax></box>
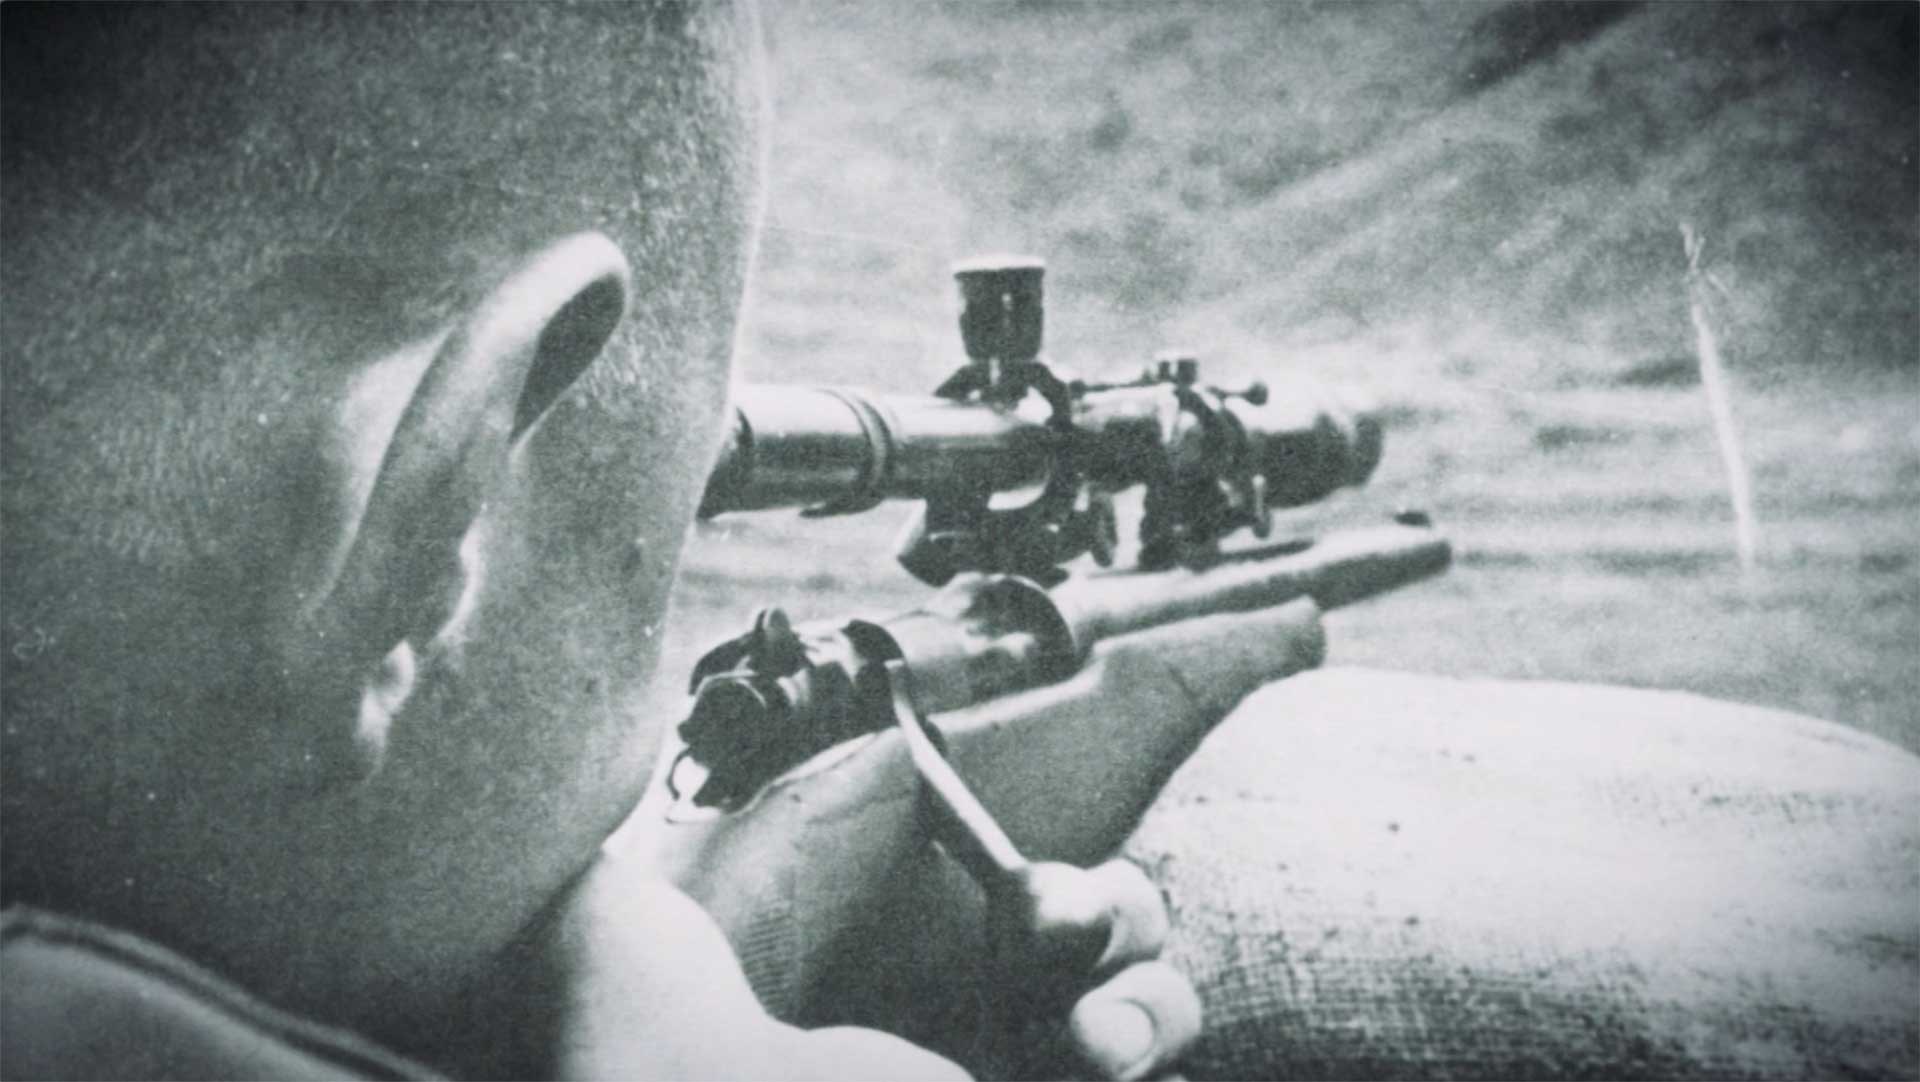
<box><xmin>1681</xmin><ymin>224</ymin><xmax>1759</xmax><ymax>578</ymax></box>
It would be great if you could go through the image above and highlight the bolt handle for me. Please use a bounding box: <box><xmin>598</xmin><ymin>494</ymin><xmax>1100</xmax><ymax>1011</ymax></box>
<box><xmin>987</xmin><ymin>860</ymin><xmax>1171</xmax><ymax>982</ymax></box>
<box><xmin>884</xmin><ymin>660</ymin><xmax>1167</xmax><ymax>982</ymax></box>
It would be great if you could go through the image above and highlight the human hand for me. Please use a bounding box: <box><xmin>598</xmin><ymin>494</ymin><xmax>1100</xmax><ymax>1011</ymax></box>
<box><xmin>977</xmin><ymin>858</ymin><xmax>1201</xmax><ymax>1080</ymax></box>
<box><xmin>887</xmin><ymin>652</ymin><xmax>1201</xmax><ymax>1079</ymax></box>
<box><xmin>632</xmin><ymin>600</ymin><xmax>1323</xmax><ymax>1077</ymax></box>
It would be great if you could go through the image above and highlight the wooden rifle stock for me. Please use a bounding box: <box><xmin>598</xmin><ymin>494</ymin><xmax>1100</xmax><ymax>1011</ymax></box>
<box><xmin>624</xmin><ymin>521</ymin><xmax>1449</xmax><ymax>1028</ymax></box>
<box><xmin>625</xmin><ymin>598</ymin><xmax>1327</xmax><ymax>1025</ymax></box>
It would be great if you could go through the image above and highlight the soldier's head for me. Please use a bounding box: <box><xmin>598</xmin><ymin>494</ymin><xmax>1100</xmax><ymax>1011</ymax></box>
<box><xmin>1</xmin><ymin>0</ymin><xmax>764</xmax><ymax>1044</ymax></box>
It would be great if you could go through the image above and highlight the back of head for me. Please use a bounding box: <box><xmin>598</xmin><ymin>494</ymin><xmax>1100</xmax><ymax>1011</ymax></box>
<box><xmin>2</xmin><ymin>0</ymin><xmax>764</xmax><ymax>1051</ymax></box>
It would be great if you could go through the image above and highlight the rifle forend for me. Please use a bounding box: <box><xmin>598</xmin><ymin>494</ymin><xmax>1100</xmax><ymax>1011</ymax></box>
<box><xmin>671</xmin><ymin>518</ymin><xmax>1451</xmax><ymax>812</ymax></box>
<box><xmin>698</xmin><ymin>257</ymin><xmax>1385</xmax><ymax>585</ymax></box>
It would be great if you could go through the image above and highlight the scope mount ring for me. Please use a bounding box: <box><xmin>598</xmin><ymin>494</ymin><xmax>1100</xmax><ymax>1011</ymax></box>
<box><xmin>899</xmin><ymin>358</ymin><xmax>1113</xmax><ymax>587</ymax></box>
<box><xmin>800</xmin><ymin>387</ymin><xmax>895</xmax><ymax>518</ymax></box>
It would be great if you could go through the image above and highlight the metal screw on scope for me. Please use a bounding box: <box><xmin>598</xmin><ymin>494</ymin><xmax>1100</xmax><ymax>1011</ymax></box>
<box><xmin>954</xmin><ymin>255</ymin><xmax>1045</xmax><ymax>365</ymax></box>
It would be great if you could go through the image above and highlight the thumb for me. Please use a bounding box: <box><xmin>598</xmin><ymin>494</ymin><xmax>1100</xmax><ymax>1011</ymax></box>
<box><xmin>1067</xmin><ymin>961</ymin><xmax>1203</xmax><ymax>1081</ymax></box>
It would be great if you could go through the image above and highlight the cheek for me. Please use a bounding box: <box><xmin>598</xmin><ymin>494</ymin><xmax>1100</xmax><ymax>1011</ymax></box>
<box><xmin>521</xmin><ymin>352</ymin><xmax>730</xmax><ymax>646</ymax></box>
<box><xmin>424</xmin><ymin>365</ymin><xmax>728</xmax><ymax>789</ymax></box>
<box><xmin>514</xmin><ymin>298</ymin><xmax>740</xmax><ymax>652</ymax></box>
<box><xmin>378</xmin><ymin>265</ymin><xmax>741</xmax><ymax>863</ymax></box>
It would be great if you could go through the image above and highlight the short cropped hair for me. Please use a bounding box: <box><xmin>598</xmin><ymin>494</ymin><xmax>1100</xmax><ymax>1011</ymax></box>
<box><xmin>2</xmin><ymin>1</ymin><xmax>760</xmax><ymax>571</ymax></box>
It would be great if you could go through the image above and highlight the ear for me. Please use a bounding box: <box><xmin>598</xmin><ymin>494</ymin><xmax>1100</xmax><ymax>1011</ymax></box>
<box><xmin>272</xmin><ymin>232</ymin><xmax>631</xmax><ymax>790</ymax></box>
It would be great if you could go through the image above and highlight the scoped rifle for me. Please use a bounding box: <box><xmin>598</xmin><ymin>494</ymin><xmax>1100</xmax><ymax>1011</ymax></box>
<box><xmin>698</xmin><ymin>257</ymin><xmax>1388</xmax><ymax>585</ymax></box>
<box><xmin>630</xmin><ymin>257</ymin><xmax>1450</xmax><ymax>1056</ymax></box>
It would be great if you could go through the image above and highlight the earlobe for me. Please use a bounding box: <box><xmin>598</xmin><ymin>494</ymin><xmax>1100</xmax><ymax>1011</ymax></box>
<box><xmin>272</xmin><ymin>232</ymin><xmax>632</xmax><ymax>791</ymax></box>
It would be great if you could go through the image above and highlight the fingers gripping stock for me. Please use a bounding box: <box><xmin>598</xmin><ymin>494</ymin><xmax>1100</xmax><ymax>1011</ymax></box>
<box><xmin>886</xmin><ymin>660</ymin><xmax>1204</xmax><ymax>1078</ymax></box>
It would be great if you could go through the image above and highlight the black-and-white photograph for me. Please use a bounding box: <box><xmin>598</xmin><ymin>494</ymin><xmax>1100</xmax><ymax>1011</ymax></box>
<box><xmin>2</xmin><ymin>2</ymin><xmax>1915</xmax><ymax>1078</ymax></box>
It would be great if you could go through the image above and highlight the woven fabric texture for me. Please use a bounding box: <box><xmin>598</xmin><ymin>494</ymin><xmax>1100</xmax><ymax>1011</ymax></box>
<box><xmin>1122</xmin><ymin>668</ymin><xmax>1920</xmax><ymax>1079</ymax></box>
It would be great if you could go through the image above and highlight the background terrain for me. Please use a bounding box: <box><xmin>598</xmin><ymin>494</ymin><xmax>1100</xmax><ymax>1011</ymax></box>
<box><xmin>665</xmin><ymin>1</ymin><xmax>1919</xmax><ymax>751</ymax></box>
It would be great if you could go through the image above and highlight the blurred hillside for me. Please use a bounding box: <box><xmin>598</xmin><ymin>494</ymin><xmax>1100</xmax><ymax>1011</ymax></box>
<box><xmin>668</xmin><ymin>2</ymin><xmax>1920</xmax><ymax>749</ymax></box>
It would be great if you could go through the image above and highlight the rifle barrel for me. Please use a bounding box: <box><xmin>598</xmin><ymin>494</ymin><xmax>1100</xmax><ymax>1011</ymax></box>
<box><xmin>1054</xmin><ymin>523</ymin><xmax>1452</xmax><ymax>650</ymax></box>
